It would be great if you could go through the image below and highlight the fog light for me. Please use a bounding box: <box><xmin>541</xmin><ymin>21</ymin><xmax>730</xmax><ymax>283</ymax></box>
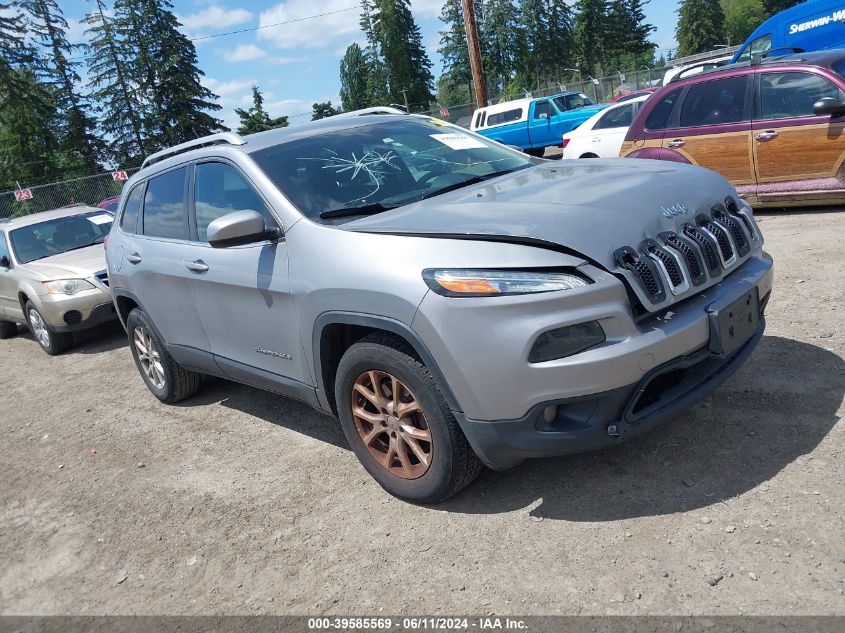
<box><xmin>529</xmin><ymin>321</ymin><xmax>605</xmax><ymax>363</ymax></box>
<box><xmin>542</xmin><ymin>405</ymin><xmax>558</xmax><ymax>424</ymax></box>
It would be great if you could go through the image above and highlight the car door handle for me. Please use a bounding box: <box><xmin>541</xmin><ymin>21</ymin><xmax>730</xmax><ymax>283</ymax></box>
<box><xmin>666</xmin><ymin>139</ymin><xmax>685</xmax><ymax>148</ymax></box>
<box><xmin>185</xmin><ymin>260</ymin><xmax>209</xmax><ymax>273</ymax></box>
<box><xmin>755</xmin><ymin>130</ymin><xmax>779</xmax><ymax>141</ymax></box>
<box><xmin>592</xmin><ymin>137</ymin><xmax>601</xmax><ymax>143</ymax></box>
<box><xmin>126</xmin><ymin>253</ymin><xmax>142</xmax><ymax>264</ymax></box>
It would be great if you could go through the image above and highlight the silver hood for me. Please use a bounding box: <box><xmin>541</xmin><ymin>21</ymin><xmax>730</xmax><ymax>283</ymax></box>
<box><xmin>344</xmin><ymin>158</ymin><xmax>762</xmax><ymax>310</ymax></box>
<box><xmin>22</xmin><ymin>244</ymin><xmax>108</xmax><ymax>280</ymax></box>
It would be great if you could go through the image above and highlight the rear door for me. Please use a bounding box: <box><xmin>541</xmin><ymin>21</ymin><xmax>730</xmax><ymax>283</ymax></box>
<box><xmin>753</xmin><ymin>69</ymin><xmax>845</xmax><ymax>204</ymax></box>
<box><xmin>661</xmin><ymin>73</ymin><xmax>756</xmax><ymax>193</ymax></box>
<box><xmin>121</xmin><ymin>166</ymin><xmax>210</xmax><ymax>354</ymax></box>
<box><xmin>588</xmin><ymin>101</ymin><xmax>637</xmax><ymax>157</ymax></box>
<box><xmin>183</xmin><ymin>160</ymin><xmax>309</xmax><ymax>385</ymax></box>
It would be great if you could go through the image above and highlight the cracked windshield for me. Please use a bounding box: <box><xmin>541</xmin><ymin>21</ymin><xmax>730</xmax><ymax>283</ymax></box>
<box><xmin>251</xmin><ymin>119</ymin><xmax>532</xmax><ymax>221</ymax></box>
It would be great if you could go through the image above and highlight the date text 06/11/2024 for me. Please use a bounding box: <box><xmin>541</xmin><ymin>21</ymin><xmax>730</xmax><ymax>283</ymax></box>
<box><xmin>307</xmin><ymin>617</ymin><xmax>529</xmax><ymax>630</ymax></box>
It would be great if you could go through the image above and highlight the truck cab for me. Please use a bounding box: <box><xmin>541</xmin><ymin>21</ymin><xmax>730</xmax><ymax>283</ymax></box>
<box><xmin>731</xmin><ymin>0</ymin><xmax>845</xmax><ymax>63</ymax></box>
<box><xmin>470</xmin><ymin>92</ymin><xmax>606</xmax><ymax>155</ymax></box>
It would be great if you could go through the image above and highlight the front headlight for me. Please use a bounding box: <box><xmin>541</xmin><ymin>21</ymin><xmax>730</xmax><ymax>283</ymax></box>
<box><xmin>42</xmin><ymin>279</ymin><xmax>96</xmax><ymax>295</ymax></box>
<box><xmin>423</xmin><ymin>268</ymin><xmax>591</xmax><ymax>297</ymax></box>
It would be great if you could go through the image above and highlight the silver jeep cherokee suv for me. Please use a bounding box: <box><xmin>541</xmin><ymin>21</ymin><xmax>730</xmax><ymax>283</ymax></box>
<box><xmin>106</xmin><ymin>113</ymin><xmax>773</xmax><ymax>502</ymax></box>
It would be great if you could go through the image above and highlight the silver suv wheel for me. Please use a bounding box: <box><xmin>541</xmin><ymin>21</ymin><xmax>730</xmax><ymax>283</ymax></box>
<box><xmin>133</xmin><ymin>325</ymin><xmax>166</xmax><ymax>390</ymax></box>
<box><xmin>28</xmin><ymin>308</ymin><xmax>49</xmax><ymax>348</ymax></box>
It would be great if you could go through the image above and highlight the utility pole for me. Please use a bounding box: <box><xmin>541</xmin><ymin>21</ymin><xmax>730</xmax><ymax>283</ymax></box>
<box><xmin>461</xmin><ymin>0</ymin><xmax>488</xmax><ymax>108</ymax></box>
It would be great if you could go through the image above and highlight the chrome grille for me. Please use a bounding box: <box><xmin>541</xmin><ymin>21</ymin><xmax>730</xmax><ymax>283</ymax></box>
<box><xmin>617</xmin><ymin>198</ymin><xmax>758</xmax><ymax>308</ymax></box>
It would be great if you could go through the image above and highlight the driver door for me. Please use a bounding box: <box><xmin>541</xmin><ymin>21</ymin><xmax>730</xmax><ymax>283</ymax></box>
<box><xmin>753</xmin><ymin>70</ymin><xmax>845</xmax><ymax>205</ymax></box>
<box><xmin>0</xmin><ymin>231</ymin><xmax>15</xmax><ymax>318</ymax></box>
<box><xmin>527</xmin><ymin>100</ymin><xmax>555</xmax><ymax>148</ymax></box>
<box><xmin>183</xmin><ymin>160</ymin><xmax>310</xmax><ymax>387</ymax></box>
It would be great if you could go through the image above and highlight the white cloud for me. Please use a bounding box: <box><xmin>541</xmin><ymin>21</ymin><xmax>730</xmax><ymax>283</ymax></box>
<box><xmin>224</xmin><ymin>44</ymin><xmax>267</xmax><ymax>62</ymax></box>
<box><xmin>257</xmin><ymin>0</ymin><xmax>362</xmax><ymax>51</ymax></box>
<box><xmin>178</xmin><ymin>5</ymin><xmax>253</xmax><ymax>32</ymax></box>
<box><xmin>410</xmin><ymin>0</ymin><xmax>443</xmax><ymax>19</ymax></box>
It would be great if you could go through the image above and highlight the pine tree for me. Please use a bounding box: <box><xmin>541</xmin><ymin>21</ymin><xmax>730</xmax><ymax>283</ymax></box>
<box><xmin>339</xmin><ymin>43</ymin><xmax>372</xmax><ymax>111</ymax></box>
<box><xmin>118</xmin><ymin>0</ymin><xmax>227</xmax><ymax>147</ymax></box>
<box><xmin>0</xmin><ymin>68</ymin><xmax>62</xmax><ymax>189</ymax></box>
<box><xmin>676</xmin><ymin>0</ymin><xmax>726</xmax><ymax>56</ymax></box>
<box><xmin>83</xmin><ymin>0</ymin><xmax>146</xmax><ymax>163</ymax></box>
<box><xmin>21</xmin><ymin>0</ymin><xmax>104</xmax><ymax>171</ymax></box>
<box><xmin>359</xmin><ymin>0</ymin><xmax>389</xmax><ymax>105</ymax></box>
<box><xmin>573</xmin><ymin>0</ymin><xmax>608</xmax><ymax>74</ymax></box>
<box><xmin>311</xmin><ymin>101</ymin><xmax>341</xmax><ymax>120</ymax></box>
<box><xmin>234</xmin><ymin>86</ymin><xmax>288</xmax><ymax>135</ymax></box>
<box><xmin>723</xmin><ymin>0</ymin><xmax>767</xmax><ymax>46</ymax></box>
<box><xmin>438</xmin><ymin>0</ymin><xmax>472</xmax><ymax>88</ymax></box>
<box><xmin>370</xmin><ymin>0</ymin><xmax>435</xmax><ymax>109</ymax></box>
<box><xmin>483</xmin><ymin>0</ymin><xmax>526</xmax><ymax>92</ymax></box>
<box><xmin>762</xmin><ymin>0</ymin><xmax>800</xmax><ymax>16</ymax></box>
<box><xmin>0</xmin><ymin>2</ymin><xmax>31</xmax><ymax>89</ymax></box>
<box><xmin>520</xmin><ymin>0</ymin><xmax>574</xmax><ymax>83</ymax></box>
<box><xmin>604</xmin><ymin>0</ymin><xmax>656</xmax><ymax>72</ymax></box>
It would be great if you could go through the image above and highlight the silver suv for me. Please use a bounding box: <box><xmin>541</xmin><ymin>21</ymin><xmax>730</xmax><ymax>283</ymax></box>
<box><xmin>106</xmin><ymin>113</ymin><xmax>773</xmax><ymax>502</ymax></box>
<box><xmin>0</xmin><ymin>207</ymin><xmax>115</xmax><ymax>354</ymax></box>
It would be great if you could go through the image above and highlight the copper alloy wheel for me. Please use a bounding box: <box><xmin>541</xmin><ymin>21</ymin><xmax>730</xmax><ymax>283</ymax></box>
<box><xmin>351</xmin><ymin>370</ymin><xmax>433</xmax><ymax>479</ymax></box>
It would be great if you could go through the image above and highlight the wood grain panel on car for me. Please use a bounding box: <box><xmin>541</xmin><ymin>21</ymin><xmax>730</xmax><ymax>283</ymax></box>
<box><xmin>754</xmin><ymin>121</ymin><xmax>845</xmax><ymax>182</ymax></box>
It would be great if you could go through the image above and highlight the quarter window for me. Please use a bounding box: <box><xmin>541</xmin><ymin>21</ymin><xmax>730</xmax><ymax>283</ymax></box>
<box><xmin>193</xmin><ymin>163</ymin><xmax>277</xmax><ymax>242</ymax></box>
<box><xmin>760</xmin><ymin>72</ymin><xmax>842</xmax><ymax>120</ymax></box>
<box><xmin>644</xmin><ymin>88</ymin><xmax>681</xmax><ymax>130</ymax></box>
<box><xmin>593</xmin><ymin>103</ymin><xmax>635</xmax><ymax>130</ymax></box>
<box><xmin>141</xmin><ymin>167</ymin><xmax>188</xmax><ymax>240</ymax></box>
<box><xmin>486</xmin><ymin>108</ymin><xmax>522</xmax><ymax>126</ymax></box>
<box><xmin>120</xmin><ymin>183</ymin><xmax>145</xmax><ymax>234</ymax></box>
<box><xmin>679</xmin><ymin>75</ymin><xmax>749</xmax><ymax>127</ymax></box>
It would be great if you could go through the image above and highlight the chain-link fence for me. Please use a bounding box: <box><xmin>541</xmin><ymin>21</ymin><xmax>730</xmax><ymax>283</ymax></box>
<box><xmin>0</xmin><ymin>168</ymin><xmax>140</xmax><ymax>219</ymax></box>
<box><xmin>420</xmin><ymin>66</ymin><xmax>670</xmax><ymax>127</ymax></box>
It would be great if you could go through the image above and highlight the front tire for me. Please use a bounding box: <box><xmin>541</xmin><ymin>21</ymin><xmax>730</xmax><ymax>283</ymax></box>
<box><xmin>335</xmin><ymin>333</ymin><xmax>482</xmax><ymax>503</ymax></box>
<box><xmin>25</xmin><ymin>302</ymin><xmax>73</xmax><ymax>355</ymax></box>
<box><xmin>126</xmin><ymin>308</ymin><xmax>201</xmax><ymax>403</ymax></box>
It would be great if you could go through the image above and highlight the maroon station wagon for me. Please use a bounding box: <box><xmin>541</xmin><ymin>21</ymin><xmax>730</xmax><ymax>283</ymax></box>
<box><xmin>620</xmin><ymin>50</ymin><xmax>845</xmax><ymax>208</ymax></box>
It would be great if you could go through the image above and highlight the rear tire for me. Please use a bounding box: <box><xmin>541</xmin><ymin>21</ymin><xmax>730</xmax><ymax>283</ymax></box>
<box><xmin>126</xmin><ymin>308</ymin><xmax>202</xmax><ymax>403</ymax></box>
<box><xmin>579</xmin><ymin>153</ymin><xmax>599</xmax><ymax>159</ymax></box>
<box><xmin>335</xmin><ymin>333</ymin><xmax>482</xmax><ymax>503</ymax></box>
<box><xmin>25</xmin><ymin>302</ymin><xmax>73</xmax><ymax>355</ymax></box>
<box><xmin>525</xmin><ymin>147</ymin><xmax>546</xmax><ymax>157</ymax></box>
<box><xmin>0</xmin><ymin>320</ymin><xmax>17</xmax><ymax>339</ymax></box>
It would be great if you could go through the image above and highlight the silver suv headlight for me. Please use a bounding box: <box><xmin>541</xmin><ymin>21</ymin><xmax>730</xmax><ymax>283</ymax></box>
<box><xmin>42</xmin><ymin>279</ymin><xmax>96</xmax><ymax>295</ymax></box>
<box><xmin>423</xmin><ymin>269</ymin><xmax>591</xmax><ymax>297</ymax></box>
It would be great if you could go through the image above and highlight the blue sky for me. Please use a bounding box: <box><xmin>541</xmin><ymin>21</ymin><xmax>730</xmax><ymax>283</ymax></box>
<box><xmin>60</xmin><ymin>0</ymin><xmax>681</xmax><ymax>129</ymax></box>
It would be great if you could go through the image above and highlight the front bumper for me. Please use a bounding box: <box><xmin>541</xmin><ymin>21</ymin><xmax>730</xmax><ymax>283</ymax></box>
<box><xmin>37</xmin><ymin>288</ymin><xmax>117</xmax><ymax>332</ymax></box>
<box><xmin>459</xmin><ymin>321</ymin><xmax>764</xmax><ymax>470</ymax></box>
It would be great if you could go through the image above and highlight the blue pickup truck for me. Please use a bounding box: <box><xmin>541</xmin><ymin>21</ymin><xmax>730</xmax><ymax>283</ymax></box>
<box><xmin>469</xmin><ymin>92</ymin><xmax>606</xmax><ymax>156</ymax></box>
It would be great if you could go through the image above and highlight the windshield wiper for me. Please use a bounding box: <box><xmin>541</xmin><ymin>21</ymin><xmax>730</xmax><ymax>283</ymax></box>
<box><xmin>419</xmin><ymin>166</ymin><xmax>529</xmax><ymax>201</ymax></box>
<box><xmin>319</xmin><ymin>202</ymin><xmax>400</xmax><ymax>219</ymax></box>
<box><xmin>62</xmin><ymin>239</ymin><xmax>105</xmax><ymax>253</ymax></box>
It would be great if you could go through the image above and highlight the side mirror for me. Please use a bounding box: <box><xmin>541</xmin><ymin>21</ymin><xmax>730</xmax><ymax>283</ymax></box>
<box><xmin>207</xmin><ymin>210</ymin><xmax>280</xmax><ymax>248</ymax></box>
<box><xmin>812</xmin><ymin>97</ymin><xmax>845</xmax><ymax>116</ymax></box>
<box><xmin>0</xmin><ymin>255</ymin><xmax>10</xmax><ymax>268</ymax></box>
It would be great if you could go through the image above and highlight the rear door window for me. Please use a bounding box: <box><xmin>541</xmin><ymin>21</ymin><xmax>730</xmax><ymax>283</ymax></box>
<box><xmin>644</xmin><ymin>88</ymin><xmax>682</xmax><ymax>130</ymax></box>
<box><xmin>594</xmin><ymin>103</ymin><xmax>635</xmax><ymax>130</ymax></box>
<box><xmin>0</xmin><ymin>231</ymin><xmax>9</xmax><ymax>263</ymax></box>
<box><xmin>486</xmin><ymin>108</ymin><xmax>523</xmax><ymax>126</ymax></box>
<box><xmin>120</xmin><ymin>182</ymin><xmax>145</xmax><ymax>234</ymax></box>
<box><xmin>760</xmin><ymin>71</ymin><xmax>843</xmax><ymax>119</ymax></box>
<box><xmin>141</xmin><ymin>167</ymin><xmax>188</xmax><ymax>240</ymax></box>
<box><xmin>679</xmin><ymin>75</ymin><xmax>750</xmax><ymax>127</ymax></box>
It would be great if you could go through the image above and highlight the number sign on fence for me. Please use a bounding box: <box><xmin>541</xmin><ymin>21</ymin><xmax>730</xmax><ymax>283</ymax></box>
<box><xmin>14</xmin><ymin>188</ymin><xmax>32</xmax><ymax>202</ymax></box>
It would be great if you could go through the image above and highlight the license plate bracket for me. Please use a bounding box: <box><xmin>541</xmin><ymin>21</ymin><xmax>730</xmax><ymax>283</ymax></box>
<box><xmin>707</xmin><ymin>287</ymin><xmax>760</xmax><ymax>358</ymax></box>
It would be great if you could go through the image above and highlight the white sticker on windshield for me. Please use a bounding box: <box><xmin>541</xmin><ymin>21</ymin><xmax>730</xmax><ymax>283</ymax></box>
<box><xmin>430</xmin><ymin>133</ymin><xmax>486</xmax><ymax>150</ymax></box>
<box><xmin>87</xmin><ymin>214</ymin><xmax>113</xmax><ymax>225</ymax></box>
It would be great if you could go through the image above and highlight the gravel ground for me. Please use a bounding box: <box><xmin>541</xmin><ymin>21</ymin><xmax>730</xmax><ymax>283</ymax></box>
<box><xmin>0</xmin><ymin>210</ymin><xmax>843</xmax><ymax>616</ymax></box>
